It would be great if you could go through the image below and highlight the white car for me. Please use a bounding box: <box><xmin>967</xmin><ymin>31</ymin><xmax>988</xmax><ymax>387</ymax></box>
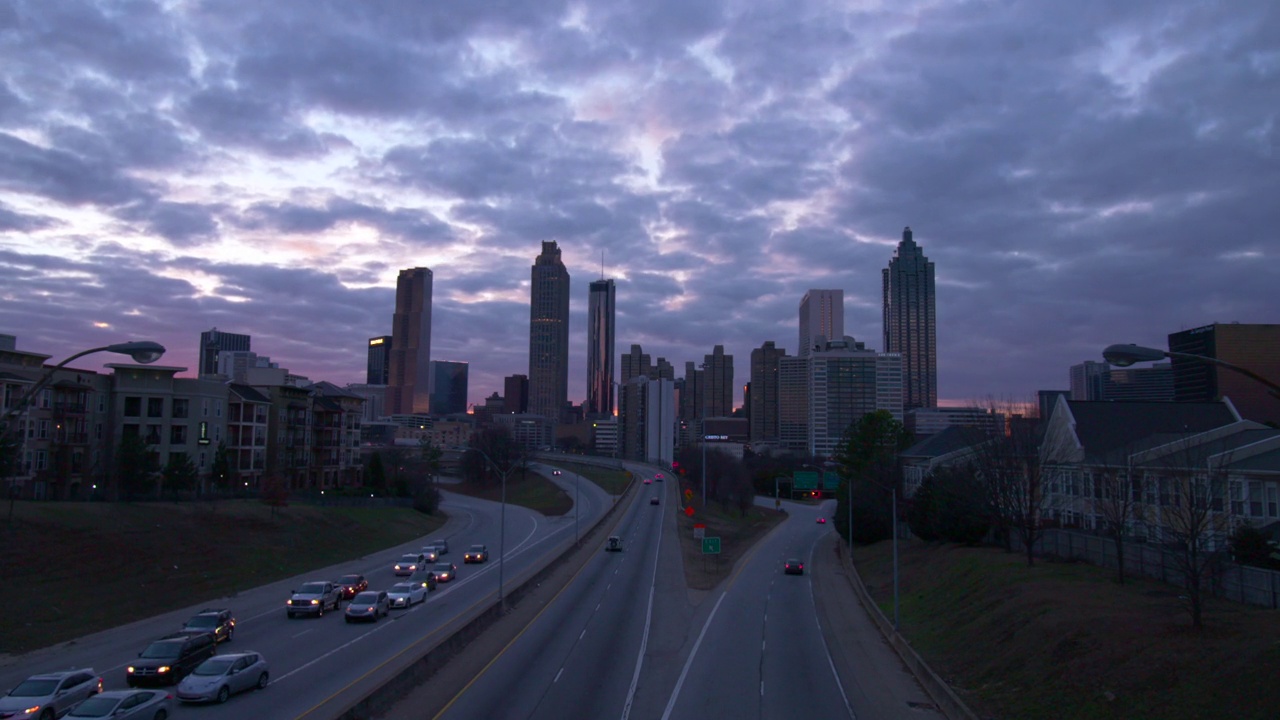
<box><xmin>387</xmin><ymin>581</ymin><xmax>428</xmax><ymax>608</ymax></box>
<box><xmin>66</xmin><ymin>690</ymin><xmax>174</xmax><ymax>719</ymax></box>
<box><xmin>176</xmin><ymin>652</ymin><xmax>269</xmax><ymax>704</ymax></box>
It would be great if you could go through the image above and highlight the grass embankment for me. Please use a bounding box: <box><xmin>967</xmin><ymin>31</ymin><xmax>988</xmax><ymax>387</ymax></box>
<box><xmin>853</xmin><ymin>542</ymin><xmax>1280</xmax><ymax>720</ymax></box>
<box><xmin>446</xmin><ymin>470</ymin><xmax>573</xmax><ymax>516</ymax></box>
<box><xmin>674</xmin><ymin>482</ymin><xmax>786</xmax><ymax>591</ymax></box>
<box><xmin>1</xmin><ymin>500</ymin><xmax>444</xmax><ymax>655</ymax></box>
<box><xmin>548</xmin><ymin>460</ymin><xmax>632</xmax><ymax>496</ymax></box>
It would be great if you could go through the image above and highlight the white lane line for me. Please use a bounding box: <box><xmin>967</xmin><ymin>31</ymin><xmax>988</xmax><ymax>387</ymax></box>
<box><xmin>806</xmin><ymin>541</ymin><xmax>857</xmax><ymax>720</ymax></box>
<box><xmin>579</xmin><ymin>629</ymin><xmax>587</xmax><ymax>640</ymax></box>
<box><xmin>619</xmin><ymin>500</ymin><xmax>665</xmax><ymax>720</ymax></box>
<box><xmin>292</xmin><ymin>629</ymin><xmax>313</xmax><ymax>638</ymax></box>
<box><xmin>659</xmin><ymin>591</ymin><xmax>727</xmax><ymax>720</ymax></box>
<box><xmin>554</xmin><ymin>667</ymin><xmax>564</xmax><ymax>684</ymax></box>
<box><xmin>760</xmin><ymin>680</ymin><xmax>765</xmax><ymax>697</ymax></box>
<box><xmin>274</xmin><ymin>616</ymin><xmax>401</xmax><ymax>684</ymax></box>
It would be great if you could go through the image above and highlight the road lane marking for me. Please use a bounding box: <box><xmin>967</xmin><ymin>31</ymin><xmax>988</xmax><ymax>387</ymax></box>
<box><xmin>660</xmin><ymin>590</ymin><xmax>727</xmax><ymax>720</ymax></box>
<box><xmin>806</xmin><ymin>537</ymin><xmax>856</xmax><ymax>719</ymax></box>
<box><xmin>619</xmin><ymin>487</ymin><xmax>665</xmax><ymax>720</ymax></box>
<box><xmin>554</xmin><ymin>668</ymin><xmax>564</xmax><ymax>683</ymax></box>
<box><xmin>292</xmin><ymin>629</ymin><xmax>313</xmax><ymax>639</ymax></box>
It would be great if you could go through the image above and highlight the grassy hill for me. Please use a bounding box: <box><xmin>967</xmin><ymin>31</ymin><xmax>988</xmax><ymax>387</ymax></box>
<box><xmin>853</xmin><ymin>541</ymin><xmax>1280</xmax><ymax>720</ymax></box>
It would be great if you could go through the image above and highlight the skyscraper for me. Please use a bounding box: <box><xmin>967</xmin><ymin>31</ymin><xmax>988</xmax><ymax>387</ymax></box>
<box><xmin>503</xmin><ymin>374</ymin><xmax>529</xmax><ymax>414</ymax></box>
<box><xmin>199</xmin><ymin>328</ymin><xmax>251</xmax><ymax>377</ymax></box>
<box><xmin>750</xmin><ymin>341</ymin><xmax>787</xmax><ymax>443</ymax></box>
<box><xmin>621</xmin><ymin>344</ymin><xmax>652</xmax><ymax>384</ymax></box>
<box><xmin>587</xmin><ymin>279</ymin><xmax>616</xmax><ymax>418</ymax></box>
<box><xmin>704</xmin><ymin>345</ymin><xmax>734</xmax><ymax>417</ymax></box>
<box><xmin>808</xmin><ymin>336</ymin><xmax>903</xmax><ymax>458</ymax></box>
<box><xmin>799</xmin><ymin>290</ymin><xmax>844</xmax><ymax>357</ymax></box>
<box><xmin>883</xmin><ymin>227</ymin><xmax>937</xmax><ymax>410</ymax></box>
<box><xmin>388</xmin><ymin>267</ymin><xmax>433</xmax><ymax>415</ymax></box>
<box><xmin>529</xmin><ymin>241</ymin><xmax>570</xmax><ymax>422</ymax></box>
<box><xmin>1168</xmin><ymin>323</ymin><xmax>1280</xmax><ymax>425</ymax></box>
<box><xmin>429</xmin><ymin>360</ymin><xmax>469</xmax><ymax>416</ymax></box>
<box><xmin>367</xmin><ymin>336</ymin><xmax>391</xmax><ymax>385</ymax></box>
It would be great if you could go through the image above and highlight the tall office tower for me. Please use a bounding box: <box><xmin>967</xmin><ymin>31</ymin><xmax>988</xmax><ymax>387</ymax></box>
<box><xmin>778</xmin><ymin>356</ymin><xmax>810</xmax><ymax>454</ymax></box>
<box><xmin>367</xmin><ymin>336</ymin><xmax>392</xmax><ymax>385</ymax></box>
<box><xmin>528</xmin><ymin>241</ymin><xmax>570</xmax><ymax>422</ymax></box>
<box><xmin>750</xmin><ymin>341</ymin><xmax>787</xmax><ymax>443</ymax></box>
<box><xmin>621</xmin><ymin>344</ymin><xmax>652</xmax><ymax>383</ymax></box>
<box><xmin>1168</xmin><ymin>323</ymin><xmax>1280</xmax><ymax>425</ymax></box>
<box><xmin>704</xmin><ymin>345</ymin><xmax>734</xmax><ymax>417</ymax></box>
<box><xmin>799</xmin><ymin>290</ymin><xmax>844</xmax><ymax>357</ymax></box>
<box><xmin>503</xmin><ymin>374</ymin><xmax>529</xmax><ymax>414</ymax></box>
<box><xmin>1071</xmin><ymin>360</ymin><xmax>1174</xmax><ymax>402</ymax></box>
<box><xmin>388</xmin><ymin>267</ymin><xmax>433</xmax><ymax>415</ymax></box>
<box><xmin>618</xmin><ymin>376</ymin><xmax>676</xmax><ymax>465</ymax></box>
<box><xmin>429</xmin><ymin>361</ymin><xmax>469</xmax><ymax>415</ymax></box>
<box><xmin>199</xmin><ymin>328</ymin><xmax>251</xmax><ymax>377</ymax></box>
<box><xmin>654</xmin><ymin>357</ymin><xmax>675</xmax><ymax>380</ymax></box>
<box><xmin>587</xmin><ymin>279</ymin><xmax>616</xmax><ymax>418</ymax></box>
<box><xmin>809</xmin><ymin>337</ymin><xmax>903</xmax><ymax>458</ymax></box>
<box><xmin>680</xmin><ymin>361</ymin><xmax>703</xmax><ymax>422</ymax></box>
<box><xmin>883</xmin><ymin>226</ymin><xmax>937</xmax><ymax>410</ymax></box>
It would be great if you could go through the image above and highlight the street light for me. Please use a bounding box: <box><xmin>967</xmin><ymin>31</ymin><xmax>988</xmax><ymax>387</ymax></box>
<box><xmin>2</xmin><ymin>341</ymin><xmax>167</xmax><ymax>427</ymax></box>
<box><xmin>1103</xmin><ymin>343</ymin><xmax>1280</xmax><ymax>398</ymax></box>
<box><xmin>470</xmin><ymin>447</ymin><xmax>516</xmax><ymax>612</ymax></box>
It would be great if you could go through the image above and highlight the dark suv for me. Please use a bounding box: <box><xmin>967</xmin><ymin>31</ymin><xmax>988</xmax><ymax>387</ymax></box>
<box><xmin>181</xmin><ymin>608</ymin><xmax>235</xmax><ymax>643</ymax></box>
<box><xmin>127</xmin><ymin>632</ymin><xmax>217</xmax><ymax>687</ymax></box>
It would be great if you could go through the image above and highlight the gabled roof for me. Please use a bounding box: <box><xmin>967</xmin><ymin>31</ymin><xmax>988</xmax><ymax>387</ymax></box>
<box><xmin>901</xmin><ymin>425</ymin><xmax>988</xmax><ymax>460</ymax></box>
<box><xmin>228</xmin><ymin>383</ymin><xmax>271</xmax><ymax>403</ymax></box>
<box><xmin>309</xmin><ymin>380</ymin><xmax>361</xmax><ymax>399</ymax></box>
<box><xmin>1065</xmin><ymin>400</ymin><xmax>1238</xmax><ymax>464</ymax></box>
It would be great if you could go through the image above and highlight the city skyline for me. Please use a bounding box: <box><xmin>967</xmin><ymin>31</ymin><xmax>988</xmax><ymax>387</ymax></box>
<box><xmin>2</xmin><ymin>2</ymin><xmax>1276</xmax><ymax>409</ymax></box>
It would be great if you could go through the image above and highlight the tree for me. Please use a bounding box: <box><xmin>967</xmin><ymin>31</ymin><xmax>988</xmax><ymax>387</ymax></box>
<box><xmin>365</xmin><ymin>452</ymin><xmax>387</xmax><ymax>491</ymax></box>
<box><xmin>261</xmin><ymin>473</ymin><xmax>290</xmax><ymax>518</ymax></box>
<box><xmin>115</xmin><ymin>433</ymin><xmax>154</xmax><ymax>500</ymax></box>
<box><xmin>1091</xmin><ymin>458</ymin><xmax>1144</xmax><ymax>584</ymax></box>
<box><xmin>833</xmin><ymin>410</ymin><xmax>912</xmax><ymax>545</ymax></box>
<box><xmin>412</xmin><ymin>439</ymin><xmax>443</xmax><ymax>515</ymax></box>
<box><xmin>209</xmin><ymin>442</ymin><xmax>235</xmax><ymax>498</ymax></box>
<box><xmin>463</xmin><ymin>426</ymin><xmax>522</xmax><ymax>486</ymax></box>
<box><xmin>161</xmin><ymin>453</ymin><xmax>198</xmax><ymax>500</ymax></box>
<box><xmin>906</xmin><ymin>465</ymin><xmax>990</xmax><ymax>545</ymax></box>
<box><xmin>967</xmin><ymin>402</ymin><xmax>1057</xmax><ymax>567</ymax></box>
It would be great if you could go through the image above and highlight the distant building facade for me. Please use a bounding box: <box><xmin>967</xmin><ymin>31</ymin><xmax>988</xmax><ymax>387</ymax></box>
<box><xmin>587</xmin><ymin>279</ymin><xmax>616</xmax><ymax>418</ymax></box>
<box><xmin>503</xmin><ymin>374</ymin><xmax>529</xmax><ymax>414</ymax></box>
<box><xmin>1070</xmin><ymin>360</ymin><xmax>1174</xmax><ymax>402</ymax></box>
<box><xmin>883</xmin><ymin>227</ymin><xmax>937</xmax><ymax>410</ymax></box>
<box><xmin>367</xmin><ymin>336</ymin><xmax>392</xmax><ymax>385</ymax></box>
<box><xmin>388</xmin><ymin>267</ymin><xmax>433</xmax><ymax>415</ymax></box>
<box><xmin>1168</xmin><ymin>323</ymin><xmax>1280</xmax><ymax>426</ymax></box>
<box><xmin>799</xmin><ymin>290</ymin><xmax>843</xmax><ymax>357</ymax></box>
<box><xmin>808</xmin><ymin>337</ymin><xmax>903</xmax><ymax>458</ymax></box>
<box><xmin>905</xmin><ymin>406</ymin><xmax>1003</xmax><ymax>438</ymax></box>
<box><xmin>199</xmin><ymin>328</ymin><xmax>250</xmax><ymax>378</ymax></box>
<box><xmin>749</xmin><ymin>341</ymin><xmax>787</xmax><ymax>444</ymax></box>
<box><xmin>429</xmin><ymin>361</ymin><xmax>469</xmax><ymax>416</ymax></box>
<box><xmin>528</xmin><ymin>241</ymin><xmax>570</xmax><ymax>422</ymax></box>
<box><xmin>619</xmin><ymin>375</ymin><xmax>675</xmax><ymax>466</ymax></box>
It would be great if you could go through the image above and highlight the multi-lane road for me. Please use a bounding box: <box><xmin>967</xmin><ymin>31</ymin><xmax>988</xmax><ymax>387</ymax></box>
<box><xmin>0</xmin><ymin>466</ymin><xmax>613</xmax><ymax>719</ymax></box>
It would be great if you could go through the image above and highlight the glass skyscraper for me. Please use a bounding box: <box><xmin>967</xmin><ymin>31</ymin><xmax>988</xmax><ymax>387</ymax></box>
<box><xmin>883</xmin><ymin>227</ymin><xmax>937</xmax><ymax>410</ymax></box>
<box><xmin>587</xmin><ymin>278</ymin><xmax>616</xmax><ymax>418</ymax></box>
<box><xmin>529</xmin><ymin>242</ymin><xmax>570</xmax><ymax>422</ymax></box>
<box><xmin>389</xmin><ymin>267</ymin><xmax>432</xmax><ymax>415</ymax></box>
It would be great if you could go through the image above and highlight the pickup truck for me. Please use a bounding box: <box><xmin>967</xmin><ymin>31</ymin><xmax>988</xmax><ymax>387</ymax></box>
<box><xmin>287</xmin><ymin>581</ymin><xmax>342</xmax><ymax>618</ymax></box>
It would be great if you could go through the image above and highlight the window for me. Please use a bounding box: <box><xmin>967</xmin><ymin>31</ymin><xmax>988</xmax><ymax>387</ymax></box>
<box><xmin>173</xmin><ymin>399</ymin><xmax>189</xmax><ymax>419</ymax></box>
<box><xmin>147</xmin><ymin>397</ymin><xmax>165</xmax><ymax>417</ymax></box>
<box><xmin>202</xmin><ymin>399</ymin><xmax>209</xmax><ymax>417</ymax></box>
<box><xmin>1250</xmin><ymin>481</ymin><xmax>1264</xmax><ymax>517</ymax></box>
<box><xmin>145</xmin><ymin>425</ymin><xmax>162</xmax><ymax>445</ymax></box>
<box><xmin>199</xmin><ymin>452</ymin><xmax>206</xmax><ymax>469</ymax></box>
<box><xmin>1230</xmin><ymin>481</ymin><xmax>1244</xmax><ymax>515</ymax></box>
<box><xmin>124</xmin><ymin>397</ymin><xmax>142</xmax><ymax>417</ymax></box>
<box><xmin>1269</xmin><ymin>485</ymin><xmax>1278</xmax><ymax>519</ymax></box>
<box><xmin>33</xmin><ymin>450</ymin><xmax>47</xmax><ymax>471</ymax></box>
<box><xmin>171</xmin><ymin>425</ymin><xmax>188</xmax><ymax>445</ymax></box>
<box><xmin>215</xmin><ymin>400</ymin><xmax>223</xmax><ymax>418</ymax></box>
<box><xmin>37</xmin><ymin>419</ymin><xmax>49</xmax><ymax>440</ymax></box>
<box><xmin>97</xmin><ymin>394</ymin><xmax>106</xmax><ymax>413</ymax></box>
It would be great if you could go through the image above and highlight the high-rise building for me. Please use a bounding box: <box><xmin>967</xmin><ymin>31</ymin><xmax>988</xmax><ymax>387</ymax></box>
<box><xmin>799</xmin><ymin>290</ymin><xmax>844</xmax><ymax>357</ymax></box>
<box><xmin>199</xmin><ymin>328</ymin><xmax>251</xmax><ymax>377</ymax></box>
<box><xmin>388</xmin><ymin>268</ymin><xmax>433</xmax><ymax>415</ymax></box>
<box><xmin>619</xmin><ymin>375</ymin><xmax>676</xmax><ymax>466</ymax></box>
<box><xmin>621</xmin><ymin>344</ymin><xmax>652</xmax><ymax>384</ymax></box>
<box><xmin>1168</xmin><ymin>323</ymin><xmax>1280</xmax><ymax>425</ymax></box>
<box><xmin>704</xmin><ymin>345</ymin><xmax>734</xmax><ymax>418</ymax></box>
<box><xmin>1070</xmin><ymin>360</ymin><xmax>1174</xmax><ymax>402</ymax></box>
<box><xmin>367</xmin><ymin>336</ymin><xmax>392</xmax><ymax>385</ymax></box>
<box><xmin>808</xmin><ymin>337</ymin><xmax>903</xmax><ymax>458</ymax></box>
<box><xmin>429</xmin><ymin>360</ymin><xmax>469</xmax><ymax>416</ymax></box>
<box><xmin>778</xmin><ymin>356</ymin><xmax>810</xmax><ymax>454</ymax></box>
<box><xmin>750</xmin><ymin>341</ymin><xmax>787</xmax><ymax>443</ymax></box>
<box><xmin>529</xmin><ymin>241</ymin><xmax>570</xmax><ymax>422</ymax></box>
<box><xmin>883</xmin><ymin>226</ymin><xmax>937</xmax><ymax>410</ymax></box>
<box><xmin>587</xmin><ymin>279</ymin><xmax>616</xmax><ymax>419</ymax></box>
<box><xmin>503</xmin><ymin>374</ymin><xmax>529</xmax><ymax>414</ymax></box>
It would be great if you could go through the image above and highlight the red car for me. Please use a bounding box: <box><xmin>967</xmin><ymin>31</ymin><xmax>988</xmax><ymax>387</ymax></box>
<box><xmin>336</xmin><ymin>574</ymin><xmax>368</xmax><ymax>600</ymax></box>
<box><xmin>817</xmin><ymin>517</ymin><xmax>827</xmax><ymax>524</ymax></box>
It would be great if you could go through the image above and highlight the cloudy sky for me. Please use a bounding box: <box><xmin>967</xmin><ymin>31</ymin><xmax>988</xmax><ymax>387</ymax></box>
<box><xmin>2</xmin><ymin>0</ymin><xmax>1277</xmax><ymax>410</ymax></box>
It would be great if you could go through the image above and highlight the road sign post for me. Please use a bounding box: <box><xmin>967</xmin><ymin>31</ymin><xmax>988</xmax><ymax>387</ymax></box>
<box><xmin>702</xmin><ymin>536</ymin><xmax>722</xmax><ymax>574</ymax></box>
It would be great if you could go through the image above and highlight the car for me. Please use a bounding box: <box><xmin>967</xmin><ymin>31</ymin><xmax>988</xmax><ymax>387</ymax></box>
<box><xmin>650</xmin><ymin>496</ymin><xmax>659</xmax><ymax>505</ymax></box>
<box><xmin>421</xmin><ymin>546</ymin><xmax>441</xmax><ymax>562</ymax></box>
<box><xmin>605</xmin><ymin>536</ymin><xmax>622</xmax><ymax>552</ymax></box>
<box><xmin>287</xmin><ymin>581</ymin><xmax>342</xmax><ymax>618</ymax></box>
<box><xmin>655</xmin><ymin>473</ymin><xmax>664</xmax><ymax>481</ymax></box>
<box><xmin>817</xmin><ymin>517</ymin><xmax>827</xmax><ymax>524</ymax></box>
<box><xmin>464</xmin><ymin>544</ymin><xmax>489</xmax><ymax>563</ymax></box>
<box><xmin>393</xmin><ymin>553</ymin><xmax>427</xmax><ymax>576</ymax></box>
<box><xmin>407</xmin><ymin>569</ymin><xmax>438</xmax><ymax>592</ymax></box>
<box><xmin>176</xmin><ymin>652</ymin><xmax>269</xmax><ymax>704</ymax></box>
<box><xmin>430</xmin><ymin>562</ymin><xmax>457</xmax><ymax>582</ymax></box>
<box><xmin>181</xmin><ymin>608</ymin><xmax>235</xmax><ymax>643</ymax></box>
<box><xmin>431</xmin><ymin>539</ymin><xmax>450</xmax><ymax>555</ymax></box>
<box><xmin>784</xmin><ymin>558</ymin><xmax>805</xmax><ymax>575</ymax></box>
<box><xmin>127</xmin><ymin>632</ymin><xmax>217</xmax><ymax>687</ymax></box>
<box><xmin>387</xmin><ymin>581</ymin><xmax>427</xmax><ymax>608</ymax></box>
<box><xmin>552</xmin><ymin>469</ymin><xmax>562</xmax><ymax>476</ymax></box>
<box><xmin>644</xmin><ymin>478</ymin><xmax>652</xmax><ymax>484</ymax></box>
<box><xmin>0</xmin><ymin>668</ymin><xmax>102</xmax><ymax>720</ymax></box>
<box><xmin>345</xmin><ymin>590</ymin><xmax>390</xmax><ymax>622</ymax></box>
<box><xmin>335</xmin><ymin>574</ymin><xmax>368</xmax><ymax>600</ymax></box>
<box><xmin>65</xmin><ymin>690</ymin><xmax>174</xmax><ymax>719</ymax></box>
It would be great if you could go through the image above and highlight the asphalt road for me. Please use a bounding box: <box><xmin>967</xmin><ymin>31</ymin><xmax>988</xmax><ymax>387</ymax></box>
<box><xmin>0</xmin><ymin>469</ymin><xmax>612</xmax><ymax>720</ymax></box>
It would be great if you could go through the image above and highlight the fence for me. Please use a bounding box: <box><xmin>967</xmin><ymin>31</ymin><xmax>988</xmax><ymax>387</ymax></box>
<box><xmin>1014</xmin><ymin>528</ymin><xmax>1280</xmax><ymax>610</ymax></box>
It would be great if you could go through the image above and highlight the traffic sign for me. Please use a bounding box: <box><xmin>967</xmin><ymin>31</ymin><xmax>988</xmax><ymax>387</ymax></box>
<box><xmin>684</xmin><ymin>505</ymin><xmax>695</xmax><ymax>517</ymax></box>
<box><xmin>684</xmin><ymin>488</ymin><xmax>693</xmax><ymax>500</ymax></box>
<box><xmin>793</xmin><ymin>471</ymin><xmax>819</xmax><ymax>491</ymax></box>
<box><xmin>694</xmin><ymin>527</ymin><xmax>705</xmax><ymax>540</ymax></box>
<box><xmin>702</xmin><ymin>537</ymin><xmax>721</xmax><ymax>554</ymax></box>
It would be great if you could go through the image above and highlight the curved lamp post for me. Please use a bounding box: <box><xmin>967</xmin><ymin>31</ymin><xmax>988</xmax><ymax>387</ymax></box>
<box><xmin>1103</xmin><ymin>343</ymin><xmax>1280</xmax><ymax>398</ymax></box>
<box><xmin>2</xmin><ymin>341</ymin><xmax>166</xmax><ymax>427</ymax></box>
<box><xmin>470</xmin><ymin>447</ymin><xmax>515</xmax><ymax>612</ymax></box>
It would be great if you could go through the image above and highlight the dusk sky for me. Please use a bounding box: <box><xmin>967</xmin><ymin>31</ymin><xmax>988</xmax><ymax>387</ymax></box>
<box><xmin>2</xmin><ymin>1</ymin><xmax>1277</xmax><ymax>410</ymax></box>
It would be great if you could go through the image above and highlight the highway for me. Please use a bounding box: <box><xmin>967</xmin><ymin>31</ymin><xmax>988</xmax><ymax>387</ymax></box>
<box><xmin>0</xmin><ymin>467</ymin><xmax>613</xmax><ymax>720</ymax></box>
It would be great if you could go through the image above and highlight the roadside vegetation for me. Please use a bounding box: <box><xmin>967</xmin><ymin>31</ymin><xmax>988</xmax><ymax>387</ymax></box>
<box><xmin>1</xmin><ymin>500</ymin><xmax>445</xmax><ymax>654</ymax></box>
<box><xmin>549</xmin><ymin>460</ymin><xmax>632</xmax><ymax>495</ymax></box>
<box><xmin>448</xmin><ymin>426</ymin><xmax>572</xmax><ymax>515</ymax></box>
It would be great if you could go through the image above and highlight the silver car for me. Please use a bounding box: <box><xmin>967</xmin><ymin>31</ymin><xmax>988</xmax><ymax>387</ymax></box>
<box><xmin>344</xmin><ymin>590</ymin><xmax>390</xmax><ymax>622</ymax></box>
<box><xmin>0</xmin><ymin>669</ymin><xmax>101</xmax><ymax>720</ymax></box>
<box><xmin>176</xmin><ymin>652</ymin><xmax>269</xmax><ymax>704</ymax></box>
<box><xmin>386</xmin><ymin>581</ymin><xmax>427</xmax><ymax>609</ymax></box>
<box><xmin>65</xmin><ymin>690</ymin><xmax>174</xmax><ymax>719</ymax></box>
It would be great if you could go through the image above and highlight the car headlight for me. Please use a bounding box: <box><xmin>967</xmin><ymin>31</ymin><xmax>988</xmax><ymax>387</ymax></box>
<box><xmin>22</xmin><ymin>704</ymin><xmax>42</xmax><ymax>714</ymax></box>
<box><xmin>158</xmin><ymin>666</ymin><xmax>171</xmax><ymax>673</ymax></box>
<box><xmin>394</xmin><ymin>565</ymin><xmax>402</xmax><ymax>570</ymax></box>
<box><xmin>128</xmin><ymin>666</ymin><xmax>136</xmax><ymax>673</ymax></box>
<box><xmin>310</xmin><ymin>599</ymin><xmax>320</xmax><ymax>605</ymax></box>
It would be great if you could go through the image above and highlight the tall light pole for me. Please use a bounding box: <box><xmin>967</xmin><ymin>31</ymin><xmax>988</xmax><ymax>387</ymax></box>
<box><xmin>700</xmin><ymin>362</ymin><xmax>707</xmax><ymax>508</ymax></box>
<box><xmin>471</xmin><ymin>447</ymin><xmax>513</xmax><ymax>612</ymax></box>
<box><xmin>1103</xmin><ymin>343</ymin><xmax>1280</xmax><ymax>398</ymax></box>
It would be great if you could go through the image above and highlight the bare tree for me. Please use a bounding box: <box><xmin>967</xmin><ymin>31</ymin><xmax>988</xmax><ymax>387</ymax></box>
<box><xmin>1134</xmin><ymin>433</ymin><xmax>1233</xmax><ymax>629</ymax></box>
<box><xmin>1091</xmin><ymin>458</ymin><xmax>1143</xmax><ymax>584</ymax></box>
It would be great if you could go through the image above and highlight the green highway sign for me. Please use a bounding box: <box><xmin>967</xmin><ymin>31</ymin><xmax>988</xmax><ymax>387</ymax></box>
<box><xmin>821</xmin><ymin>471</ymin><xmax>841</xmax><ymax>491</ymax></box>
<box><xmin>702</xmin><ymin>537</ymin><xmax>721</xmax><ymax>554</ymax></box>
<box><xmin>793</xmin><ymin>471</ymin><xmax>819</xmax><ymax>491</ymax></box>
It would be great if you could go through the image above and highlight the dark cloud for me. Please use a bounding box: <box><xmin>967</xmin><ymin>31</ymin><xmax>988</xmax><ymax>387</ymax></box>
<box><xmin>114</xmin><ymin>200</ymin><xmax>223</xmax><ymax>247</ymax></box>
<box><xmin>0</xmin><ymin>132</ymin><xmax>158</xmax><ymax>207</ymax></box>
